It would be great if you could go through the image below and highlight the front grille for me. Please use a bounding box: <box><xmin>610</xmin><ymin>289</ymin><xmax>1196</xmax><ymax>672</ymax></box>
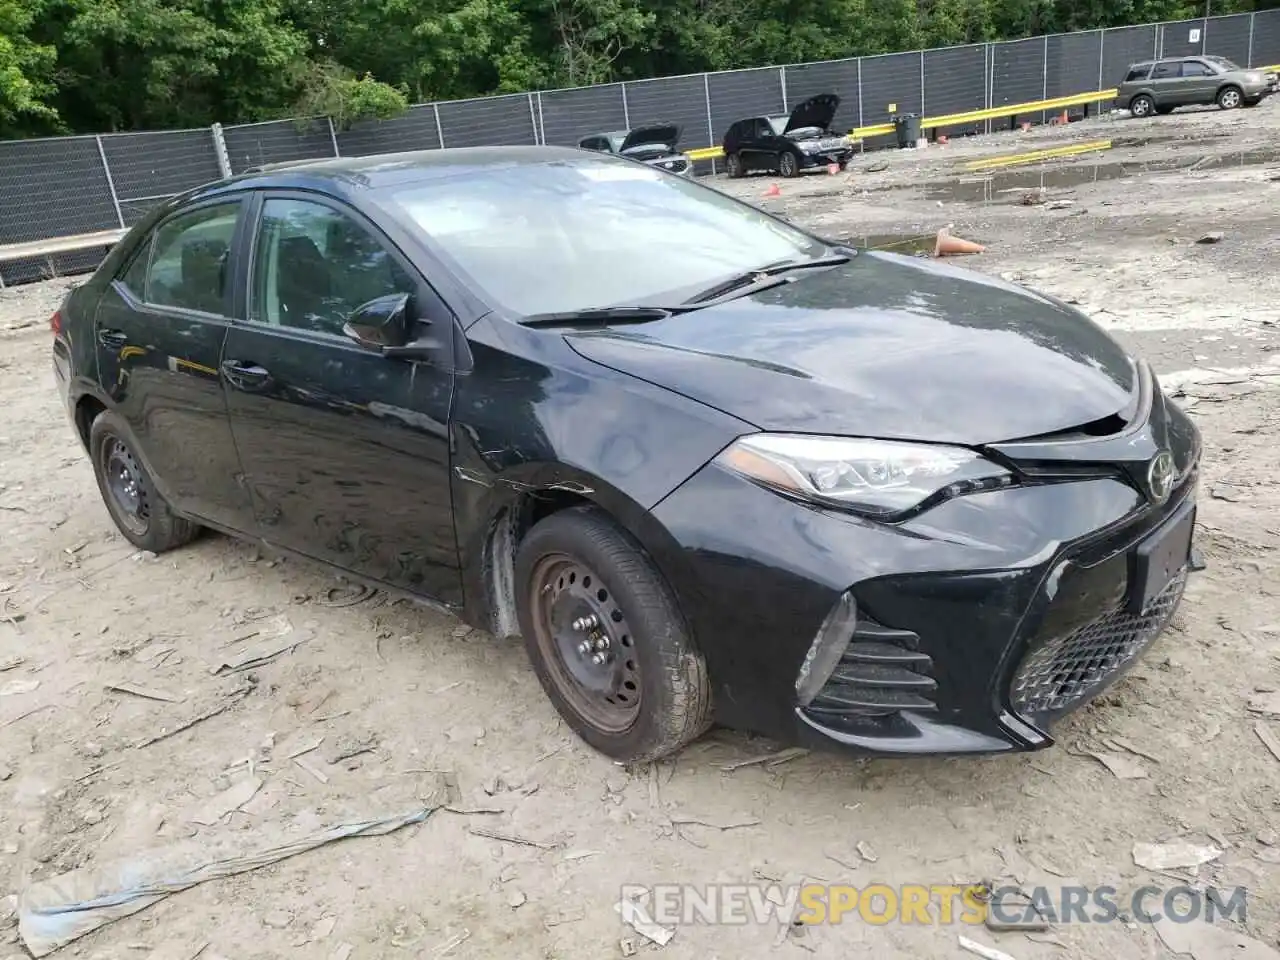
<box><xmin>808</xmin><ymin>622</ymin><xmax>937</xmax><ymax>718</ymax></box>
<box><xmin>1010</xmin><ymin>567</ymin><xmax>1187</xmax><ymax>722</ymax></box>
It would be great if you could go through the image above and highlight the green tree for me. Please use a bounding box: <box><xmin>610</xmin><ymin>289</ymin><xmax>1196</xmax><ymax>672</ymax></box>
<box><xmin>0</xmin><ymin>0</ymin><xmax>60</xmax><ymax>136</ymax></box>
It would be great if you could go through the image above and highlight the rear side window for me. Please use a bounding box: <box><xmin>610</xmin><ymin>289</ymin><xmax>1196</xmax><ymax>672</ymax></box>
<box><xmin>1125</xmin><ymin>64</ymin><xmax>1152</xmax><ymax>82</ymax></box>
<box><xmin>1151</xmin><ymin>61</ymin><xmax>1180</xmax><ymax>79</ymax></box>
<box><xmin>146</xmin><ymin>203</ymin><xmax>241</xmax><ymax>314</ymax></box>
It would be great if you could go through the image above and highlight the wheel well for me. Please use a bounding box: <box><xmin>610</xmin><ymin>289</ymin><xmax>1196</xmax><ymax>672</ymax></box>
<box><xmin>74</xmin><ymin>396</ymin><xmax>106</xmax><ymax>449</ymax></box>
<box><xmin>482</xmin><ymin>489</ymin><xmax>601</xmax><ymax>639</ymax></box>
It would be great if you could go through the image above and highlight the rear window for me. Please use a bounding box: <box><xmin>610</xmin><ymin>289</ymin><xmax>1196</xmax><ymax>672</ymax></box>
<box><xmin>1125</xmin><ymin>64</ymin><xmax>1152</xmax><ymax>82</ymax></box>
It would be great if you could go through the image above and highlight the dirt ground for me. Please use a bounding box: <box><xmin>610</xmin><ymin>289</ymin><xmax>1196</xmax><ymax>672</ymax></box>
<box><xmin>2</xmin><ymin>101</ymin><xmax>1280</xmax><ymax>960</ymax></box>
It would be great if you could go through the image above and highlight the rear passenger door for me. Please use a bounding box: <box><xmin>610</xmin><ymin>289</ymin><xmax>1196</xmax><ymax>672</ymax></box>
<box><xmin>1148</xmin><ymin>60</ymin><xmax>1182</xmax><ymax>106</ymax></box>
<box><xmin>93</xmin><ymin>198</ymin><xmax>257</xmax><ymax>533</ymax></box>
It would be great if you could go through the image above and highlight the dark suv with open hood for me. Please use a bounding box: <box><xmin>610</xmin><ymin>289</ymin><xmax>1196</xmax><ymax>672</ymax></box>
<box><xmin>578</xmin><ymin>124</ymin><xmax>691</xmax><ymax>176</ymax></box>
<box><xmin>722</xmin><ymin>93</ymin><xmax>853</xmax><ymax>179</ymax></box>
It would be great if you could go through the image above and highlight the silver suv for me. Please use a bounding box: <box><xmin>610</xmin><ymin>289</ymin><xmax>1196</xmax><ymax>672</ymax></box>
<box><xmin>1118</xmin><ymin>56</ymin><xmax>1277</xmax><ymax>117</ymax></box>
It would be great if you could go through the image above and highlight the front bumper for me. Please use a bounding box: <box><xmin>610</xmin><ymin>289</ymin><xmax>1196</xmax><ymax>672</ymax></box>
<box><xmin>798</xmin><ymin>146</ymin><xmax>853</xmax><ymax>169</ymax></box>
<box><xmin>649</xmin><ymin>385</ymin><xmax>1200</xmax><ymax>756</ymax></box>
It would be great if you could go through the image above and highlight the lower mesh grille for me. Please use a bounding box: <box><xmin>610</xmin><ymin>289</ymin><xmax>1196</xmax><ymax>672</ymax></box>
<box><xmin>1011</xmin><ymin>567</ymin><xmax>1187</xmax><ymax>721</ymax></box>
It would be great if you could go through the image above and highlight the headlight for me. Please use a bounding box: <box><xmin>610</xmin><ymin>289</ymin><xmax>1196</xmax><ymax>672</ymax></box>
<box><xmin>797</xmin><ymin>141</ymin><xmax>821</xmax><ymax>153</ymax></box>
<box><xmin>715</xmin><ymin>434</ymin><xmax>1015</xmax><ymax>519</ymax></box>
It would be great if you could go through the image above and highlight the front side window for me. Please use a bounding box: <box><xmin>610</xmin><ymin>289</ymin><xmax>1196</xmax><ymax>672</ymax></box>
<box><xmin>251</xmin><ymin>197</ymin><xmax>415</xmax><ymax>337</ymax></box>
<box><xmin>378</xmin><ymin>154</ymin><xmax>826</xmax><ymax>316</ymax></box>
<box><xmin>1181</xmin><ymin>61</ymin><xmax>1214</xmax><ymax>77</ymax></box>
<box><xmin>146</xmin><ymin>203</ymin><xmax>240</xmax><ymax>314</ymax></box>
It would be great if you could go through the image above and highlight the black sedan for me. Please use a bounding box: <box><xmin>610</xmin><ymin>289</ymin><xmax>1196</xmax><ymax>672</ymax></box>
<box><xmin>50</xmin><ymin>147</ymin><xmax>1200</xmax><ymax>762</ymax></box>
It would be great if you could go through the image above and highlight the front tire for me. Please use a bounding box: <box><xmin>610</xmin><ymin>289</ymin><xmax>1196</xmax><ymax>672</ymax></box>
<box><xmin>1217</xmin><ymin>85</ymin><xmax>1243</xmax><ymax>109</ymax></box>
<box><xmin>89</xmin><ymin>410</ymin><xmax>200</xmax><ymax>553</ymax></box>
<box><xmin>1129</xmin><ymin>94</ymin><xmax>1156</xmax><ymax>118</ymax></box>
<box><xmin>514</xmin><ymin>506</ymin><xmax>712</xmax><ymax>762</ymax></box>
<box><xmin>778</xmin><ymin>150</ymin><xmax>800</xmax><ymax>178</ymax></box>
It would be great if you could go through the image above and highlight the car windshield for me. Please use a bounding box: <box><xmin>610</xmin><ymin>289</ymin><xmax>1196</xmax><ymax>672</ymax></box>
<box><xmin>378</xmin><ymin>157</ymin><xmax>828</xmax><ymax>315</ymax></box>
<box><xmin>1207</xmin><ymin>56</ymin><xmax>1239</xmax><ymax>70</ymax></box>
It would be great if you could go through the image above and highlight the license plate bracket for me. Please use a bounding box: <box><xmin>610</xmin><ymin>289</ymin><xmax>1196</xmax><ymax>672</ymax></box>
<box><xmin>1128</xmin><ymin>500</ymin><xmax>1195</xmax><ymax>614</ymax></box>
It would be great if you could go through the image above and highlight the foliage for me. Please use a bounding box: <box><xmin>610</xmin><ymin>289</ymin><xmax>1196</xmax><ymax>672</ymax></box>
<box><xmin>0</xmin><ymin>0</ymin><xmax>1267</xmax><ymax>138</ymax></box>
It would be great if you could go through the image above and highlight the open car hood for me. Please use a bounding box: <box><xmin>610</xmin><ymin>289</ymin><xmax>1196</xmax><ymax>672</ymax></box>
<box><xmin>784</xmin><ymin>94</ymin><xmax>840</xmax><ymax>134</ymax></box>
<box><xmin>620</xmin><ymin>124</ymin><xmax>682</xmax><ymax>153</ymax></box>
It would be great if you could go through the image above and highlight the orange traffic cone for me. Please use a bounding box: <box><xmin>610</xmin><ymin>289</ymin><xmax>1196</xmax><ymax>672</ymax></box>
<box><xmin>764</xmin><ymin>183</ymin><xmax>781</xmax><ymax>197</ymax></box>
<box><xmin>933</xmin><ymin>227</ymin><xmax>985</xmax><ymax>257</ymax></box>
<box><xmin>827</xmin><ymin>163</ymin><xmax>839</xmax><ymax>175</ymax></box>
<box><xmin>937</xmin><ymin>134</ymin><xmax>949</xmax><ymax>145</ymax></box>
<box><xmin>1020</xmin><ymin>121</ymin><xmax>1032</xmax><ymax>132</ymax></box>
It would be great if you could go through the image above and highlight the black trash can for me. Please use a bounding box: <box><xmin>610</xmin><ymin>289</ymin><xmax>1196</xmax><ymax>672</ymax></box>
<box><xmin>894</xmin><ymin>113</ymin><xmax>921</xmax><ymax>148</ymax></box>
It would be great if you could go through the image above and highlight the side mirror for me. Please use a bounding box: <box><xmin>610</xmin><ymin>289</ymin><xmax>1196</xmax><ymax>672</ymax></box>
<box><xmin>343</xmin><ymin>293</ymin><xmax>411</xmax><ymax>351</ymax></box>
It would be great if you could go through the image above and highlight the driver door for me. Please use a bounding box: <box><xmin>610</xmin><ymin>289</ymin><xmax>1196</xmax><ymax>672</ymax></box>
<box><xmin>221</xmin><ymin>191</ymin><xmax>462</xmax><ymax>603</ymax></box>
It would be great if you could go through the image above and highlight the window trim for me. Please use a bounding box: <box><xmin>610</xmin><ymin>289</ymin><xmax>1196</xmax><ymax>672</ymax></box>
<box><xmin>239</xmin><ymin>188</ymin><xmax>459</xmax><ymax>355</ymax></box>
<box><xmin>112</xmin><ymin>195</ymin><xmax>250</xmax><ymax>320</ymax></box>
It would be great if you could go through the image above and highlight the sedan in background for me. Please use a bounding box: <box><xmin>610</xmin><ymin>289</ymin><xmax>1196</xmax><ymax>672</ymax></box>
<box><xmin>722</xmin><ymin>93</ymin><xmax>854</xmax><ymax>178</ymax></box>
<box><xmin>52</xmin><ymin>146</ymin><xmax>1199</xmax><ymax>763</ymax></box>
<box><xmin>578</xmin><ymin>124</ymin><xmax>691</xmax><ymax>176</ymax></box>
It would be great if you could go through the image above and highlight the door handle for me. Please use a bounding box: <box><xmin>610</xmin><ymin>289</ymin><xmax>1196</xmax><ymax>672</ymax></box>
<box><xmin>98</xmin><ymin>329</ymin><xmax>128</xmax><ymax>349</ymax></box>
<box><xmin>220</xmin><ymin>360</ymin><xmax>272</xmax><ymax>390</ymax></box>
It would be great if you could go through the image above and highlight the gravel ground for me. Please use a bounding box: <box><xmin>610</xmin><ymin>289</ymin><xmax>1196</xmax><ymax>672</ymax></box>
<box><xmin>1</xmin><ymin>102</ymin><xmax>1279</xmax><ymax>960</ymax></box>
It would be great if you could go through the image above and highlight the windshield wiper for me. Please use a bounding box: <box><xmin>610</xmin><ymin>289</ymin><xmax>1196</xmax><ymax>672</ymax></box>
<box><xmin>518</xmin><ymin>306</ymin><xmax>675</xmax><ymax>328</ymax></box>
<box><xmin>683</xmin><ymin>253</ymin><xmax>853</xmax><ymax>305</ymax></box>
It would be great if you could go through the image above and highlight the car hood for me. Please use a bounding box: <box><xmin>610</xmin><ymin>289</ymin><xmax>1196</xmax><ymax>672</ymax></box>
<box><xmin>620</xmin><ymin>123</ymin><xmax>681</xmax><ymax>152</ymax></box>
<box><xmin>785</xmin><ymin>94</ymin><xmax>839</xmax><ymax>134</ymax></box>
<box><xmin>564</xmin><ymin>252</ymin><xmax>1137</xmax><ymax>446</ymax></box>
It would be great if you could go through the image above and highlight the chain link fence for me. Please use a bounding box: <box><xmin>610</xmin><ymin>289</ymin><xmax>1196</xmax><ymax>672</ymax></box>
<box><xmin>4</xmin><ymin>10</ymin><xmax>1280</xmax><ymax>285</ymax></box>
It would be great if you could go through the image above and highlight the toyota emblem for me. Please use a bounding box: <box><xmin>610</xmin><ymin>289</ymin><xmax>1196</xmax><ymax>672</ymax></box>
<box><xmin>1147</xmin><ymin>450</ymin><xmax>1176</xmax><ymax>505</ymax></box>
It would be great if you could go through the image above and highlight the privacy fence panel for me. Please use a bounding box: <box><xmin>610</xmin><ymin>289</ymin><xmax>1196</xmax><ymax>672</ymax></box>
<box><xmin>707</xmin><ymin>68</ymin><xmax>785</xmax><ymax>143</ymax></box>
<box><xmin>923</xmin><ymin>45</ymin><xmax>987</xmax><ymax>137</ymax></box>
<box><xmin>1203</xmin><ymin>14</ymin><xmax>1252</xmax><ymax>66</ymax></box>
<box><xmin>437</xmin><ymin>94</ymin><xmax>536</xmax><ymax>148</ymax></box>
<box><xmin>1160</xmin><ymin>19</ymin><xmax>1208</xmax><ymax>59</ymax></box>
<box><xmin>539</xmin><ymin>84</ymin><xmax>627</xmax><ymax>146</ymax></box>
<box><xmin>0</xmin><ymin>137</ymin><xmax>120</xmax><ymax>284</ymax></box>
<box><xmin>1101</xmin><ymin>25</ymin><xmax>1159</xmax><ymax>89</ymax></box>
<box><xmin>992</xmin><ymin>36</ymin><xmax>1046</xmax><ymax>119</ymax></box>
<box><xmin>222</xmin><ymin>119</ymin><xmax>335</xmax><ymax>174</ymax></box>
<box><xmin>337</xmin><ymin>103</ymin><xmax>441</xmax><ymax>156</ymax></box>
<box><xmin>1046</xmin><ymin>31</ymin><xmax>1103</xmax><ymax>102</ymax></box>
<box><xmin>1252</xmin><ymin>9</ymin><xmax>1280</xmax><ymax>66</ymax></box>
<box><xmin>623</xmin><ymin>75</ymin><xmax>711</xmax><ymax>151</ymax></box>
<box><xmin>860</xmin><ymin>52</ymin><xmax>923</xmax><ymax>147</ymax></box>
<box><xmin>100</xmin><ymin>129</ymin><xmax>221</xmax><ymax>224</ymax></box>
<box><xmin>783</xmin><ymin>60</ymin><xmax>861</xmax><ymax>133</ymax></box>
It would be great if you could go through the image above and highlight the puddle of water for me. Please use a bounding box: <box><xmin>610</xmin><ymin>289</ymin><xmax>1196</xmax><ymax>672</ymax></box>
<box><xmin>923</xmin><ymin>147</ymin><xmax>1280</xmax><ymax>202</ymax></box>
<box><xmin>835</xmin><ymin>233</ymin><xmax>939</xmax><ymax>255</ymax></box>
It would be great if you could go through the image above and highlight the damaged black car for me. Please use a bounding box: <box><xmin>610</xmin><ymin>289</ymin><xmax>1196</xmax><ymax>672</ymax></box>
<box><xmin>578</xmin><ymin>123</ymin><xmax>691</xmax><ymax>176</ymax></box>
<box><xmin>722</xmin><ymin>93</ymin><xmax>854</xmax><ymax>178</ymax></box>
<box><xmin>52</xmin><ymin>146</ymin><xmax>1200</xmax><ymax>764</ymax></box>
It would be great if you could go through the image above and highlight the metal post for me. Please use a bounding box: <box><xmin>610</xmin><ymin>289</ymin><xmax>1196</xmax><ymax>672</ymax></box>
<box><xmin>1202</xmin><ymin>13</ymin><xmax>1209</xmax><ymax>56</ymax></box>
<box><xmin>919</xmin><ymin>51</ymin><xmax>925</xmax><ymax>118</ymax></box>
<box><xmin>703</xmin><ymin>73</ymin><xmax>717</xmax><ymax>175</ymax></box>
<box><xmin>1042</xmin><ymin>35</ymin><xmax>1049</xmax><ymax>125</ymax></box>
<box><xmin>987</xmin><ymin>45</ymin><xmax>996</xmax><ymax>135</ymax></box>
<box><xmin>211</xmin><ymin>123</ymin><xmax>232</xmax><ymax>179</ymax></box>
<box><xmin>95</xmin><ymin>135</ymin><xmax>126</xmax><ymax>229</ymax></box>
<box><xmin>327</xmin><ymin>117</ymin><xmax>340</xmax><ymax>157</ymax></box>
<box><xmin>1098</xmin><ymin>29</ymin><xmax>1106</xmax><ymax>91</ymax></box>
<box><xmin>780</xmin><ymin>67</ymin><xmax>788</xmax><ymax>111</ymax></box>
<box><xmin>531</xmin><ymin>93</ymin><xmax>543</xmax><ymax>145</ymax></box>
<box><xmin>1248</xmin><ymin>12</ymin><xmax>1256</xmax><ymax>66</ymax></box>
<box><xmin>433</xmin><ymin>104</ymin><xmax>446</xmax><ymax>148</ymax></box>
<box><xmin>1154</xmin><ymin>24</ymin><xmax>1161</xmax><ymax>59</ymax></box>
<box><xmin>855</xmin><ymin>58</ymin><xmax>864</xmax><ymax>151</ymax></box>
<box><xmin>621</xmin><ymin>83</ymin><xmax>631</xmax><ymax>129</ymax></box>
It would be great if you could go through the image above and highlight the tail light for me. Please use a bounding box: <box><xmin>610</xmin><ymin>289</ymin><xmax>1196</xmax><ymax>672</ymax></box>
<box><xmin>50</xmin><ymin>310</ymin><xmax>63</xmax><ymax>336</ymax></box>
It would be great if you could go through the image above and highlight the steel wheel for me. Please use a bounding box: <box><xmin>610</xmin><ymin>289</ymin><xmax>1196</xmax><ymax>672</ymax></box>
<box><xmin>102</xmin><ymin>436</ymin><xmax>150</xmax><ymax>536</ymax></box>
<box><xmin>528</xmin><ymin>552</ymin><xmax>641</xmax><ymax>734</ymax></box>
<box><xmin>1218</xmin><ymin>87</ymin><xmax>1242</xmax><ymax>109</ymax></box>
<box><xmin>779</xmin><ymin>151</ymin><xmax>799</xmax><ymax>177</ymax></box>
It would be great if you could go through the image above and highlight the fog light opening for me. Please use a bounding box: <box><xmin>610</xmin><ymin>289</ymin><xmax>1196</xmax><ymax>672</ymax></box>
<box><xmin>795</xmin><ymin>591</ymin><xmax>857</xmax><ymax>707</ymax></box>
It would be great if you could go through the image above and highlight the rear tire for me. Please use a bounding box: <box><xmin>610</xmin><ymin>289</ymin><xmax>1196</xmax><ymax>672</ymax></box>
<box><xmin>514</xmin><ymin>506</ymin><xmax>712</xmax><ymax>762</ymax></box>
<box><xmin>89</xmin><ymin>410</ymin><xmax>200</xmax><ymax>553</ymax></box>
<box><xmin>725</xmin><ymin>152</ymin><xmax>744</xmax><ymax>179</ymax></box>
<box><xmin>1217</xmin><ymin>85</ymin><xmax>1243</xmax><ymax>109</ymax></box>
<box><xmin>1129</xmin><ymin>94</ymin><xmax>1156</xmax><ymax>118</ymax></box>
<box><xmin>778</xmin><ymin>150</ymin><xmax>800</xmax><ymax>178</ymax></box>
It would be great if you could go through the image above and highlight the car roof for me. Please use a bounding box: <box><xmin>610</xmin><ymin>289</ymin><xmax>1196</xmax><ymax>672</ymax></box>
<box><xmin>195</xmin><ymin>146</ymin><xmax>592</xmax><ymax>201</ymax></box>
